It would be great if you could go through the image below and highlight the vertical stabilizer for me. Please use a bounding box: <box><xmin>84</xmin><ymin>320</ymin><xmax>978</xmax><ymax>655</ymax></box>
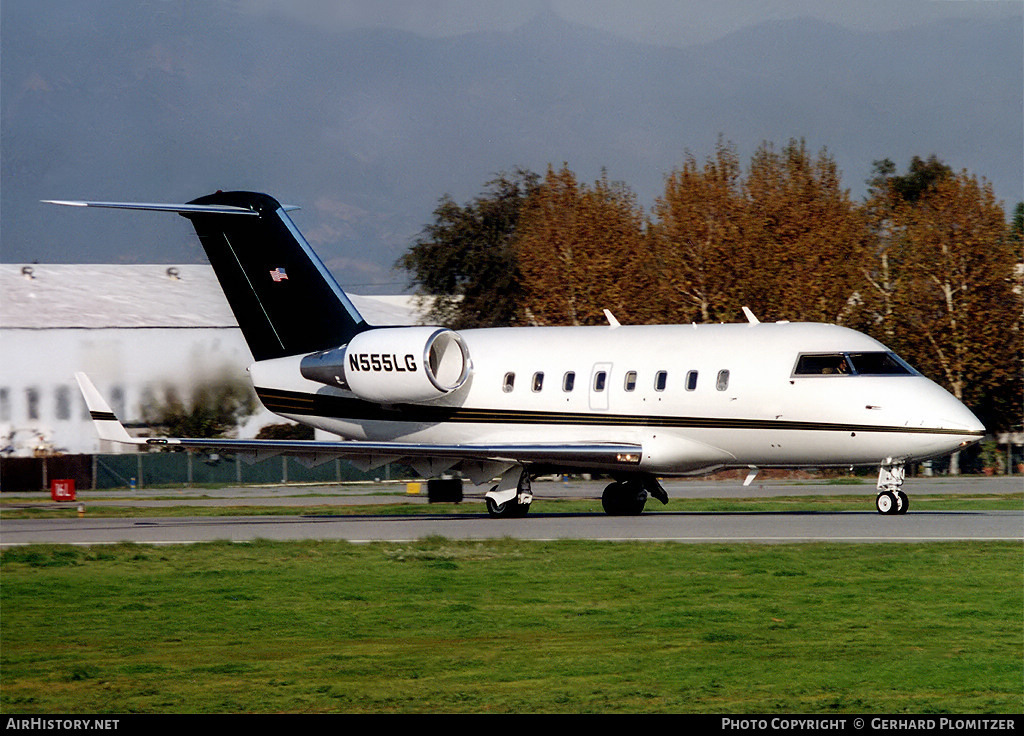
<box><xmin>183</xmin><ymin>191</ymin><xmax>369</xmax><ymax>360</ymax></box>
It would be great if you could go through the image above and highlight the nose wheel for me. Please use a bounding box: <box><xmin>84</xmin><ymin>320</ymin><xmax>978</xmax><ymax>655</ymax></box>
<box><xmin>875</xmin><ymin>490</ymin><xmax>909</xmax><ymax>515</ymax></box>
<box><xmin>876</xmin><ymin>462</ymin><xmax>909</xmax><ymax>515</ymax></box>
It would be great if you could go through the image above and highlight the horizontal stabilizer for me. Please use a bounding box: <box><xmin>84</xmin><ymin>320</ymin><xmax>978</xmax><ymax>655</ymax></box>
<box><xmin>43</xmin><ymin>199</ymin><xmax>264</xmax><ymax>215</ymax></box>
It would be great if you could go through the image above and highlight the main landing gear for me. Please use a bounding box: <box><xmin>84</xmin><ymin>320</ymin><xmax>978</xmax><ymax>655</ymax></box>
<box><xmin>485</xmin><ymin>467</ymin><xmax>533</xmax><ymax>518</ymax></box>
<box><xmin>601</xmin><ymin>476</ymin><xmax>670</xmax><ymax>516</ymax></box>
<box><xmin>484</xmin><ymin>470</ymin><xmax>671</xmax><ymax>518</ymax></box>
<box><xmin>876</xmin><ymin>461</ymin><xmax>908</xmax><ymax>515</ymax></box>
<box><xmin>485</xmin><ymin>492</ymin><xmax>531</xmax><ymax>518</ymax></box>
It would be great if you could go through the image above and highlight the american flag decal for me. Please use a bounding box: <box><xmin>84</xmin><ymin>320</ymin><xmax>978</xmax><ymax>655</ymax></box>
<box><xmin>270</xmin><ymin>267</ymin><xmax>288</xmax><ymax>282</ymax></box>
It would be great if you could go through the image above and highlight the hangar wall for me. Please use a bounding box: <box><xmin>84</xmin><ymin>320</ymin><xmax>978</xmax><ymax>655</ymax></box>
<box><xmin>1</xmin><ymin>264</ymin><xmax>422</xmax><ymax>457</ymax></box>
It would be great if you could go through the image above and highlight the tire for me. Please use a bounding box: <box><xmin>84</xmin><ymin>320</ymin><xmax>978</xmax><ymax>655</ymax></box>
<box><xmin>896</xmin><ymin>491</ymin><xmax>909</xmax><ymax>514</ymax></box>
<box><xmin>486</xmin><ymin>495</ymin><xmax>530</xmax><ymax>519</ymax></box>
<box><xmin>876</xmin><ymin>491</ymin><xmax>897</xmax><ymax>515</ymax></box>
<box><xmin>602</xmin><ymin>481</ymin><xmax>647</xmax><ymax>516</ymax></box>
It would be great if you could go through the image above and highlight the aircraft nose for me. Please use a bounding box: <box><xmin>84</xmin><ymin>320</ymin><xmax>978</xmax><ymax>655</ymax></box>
<box><xmin>934</xmin><ymin>392</ymin><xmax>986</xmax><ymax>439</ymax></box>
<box><xmin>896</xmin><ymin>378</ymin><xmax>987</xmax><ymax>451</ymax></box>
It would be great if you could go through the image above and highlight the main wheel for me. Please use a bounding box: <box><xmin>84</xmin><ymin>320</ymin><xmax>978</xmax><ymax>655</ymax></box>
<box><xmin>602</xmin><ymin>481</ymin><xmax>648</xmax><ymax>516</ymax></box>
<box><xmin>486</xmin><ymin>494</ymin><xmax>530</xmax><ymax>519</ymax></box>
<box><xmin>875</xmin><ymin>491</ymin><xmax>897</xmax><ymax>515</ymax></box>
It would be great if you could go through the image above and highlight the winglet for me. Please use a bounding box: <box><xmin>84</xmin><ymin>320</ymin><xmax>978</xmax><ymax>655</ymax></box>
<box><xmin>74</xmin><ymin>373</ymin><xmax>140</xmax><ymax>446</ymax></box>
<box><xmin>741</xmin><ymin>306</ymin><xmax>760</xmax><ymax>324</ymax></box>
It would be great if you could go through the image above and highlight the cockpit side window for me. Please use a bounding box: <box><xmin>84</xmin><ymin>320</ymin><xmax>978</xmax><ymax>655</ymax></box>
<box><xmin>794</xmin><ymin>354</ymin><xmax>852</xmax><ymax>376</ymax></box>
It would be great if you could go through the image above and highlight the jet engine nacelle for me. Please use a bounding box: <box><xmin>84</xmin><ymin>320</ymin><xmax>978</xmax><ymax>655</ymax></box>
<box><xmin>300</xmin><ymin>327</ymin><xmax>471</xmax><ymax>403</ymax></box>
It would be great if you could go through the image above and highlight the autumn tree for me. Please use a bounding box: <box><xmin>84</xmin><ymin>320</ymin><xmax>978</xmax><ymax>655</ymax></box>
<box><xmin>738</xmin><ymin>139</ymin><xmax>867</xmax><ymax>323</ymax></box>
<box><xmin>648</xmin><ymin>140</ymin><xmax>865</xmax><ymax>325</ymax></box>
<box><xmin>515</xmin><ymin>165</ymin><xmax>652</xmax><ymax>326</ymax></box>
<box><xmin>858</xmin><ymin>156</ymin><xmax>1022</xmax><ymax>445</ymax></box>
<box><xmin>648</xmin><ymin>139</ymin><xmax>746</xmax><ymax>324</ymax></box>
<box><xmin>856</xmin><ymin>155</ymin><xmax>956</xmax><ymax>341</ymax></box>
<box><xmin>892</xmin><ymin>174</ymin><xmax>1019</xmax><ymax>436</ymax></box>
<box><xmin>397</xmin><ymin>169</ymin><xmax>540</xmax><ymax>328</ymax></box>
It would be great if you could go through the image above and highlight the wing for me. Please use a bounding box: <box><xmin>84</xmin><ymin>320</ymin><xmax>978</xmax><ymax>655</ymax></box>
<box><xmin>75</xmin><ymin>373</ymin><xmax>642</xmax><ymax>484</ymax></box>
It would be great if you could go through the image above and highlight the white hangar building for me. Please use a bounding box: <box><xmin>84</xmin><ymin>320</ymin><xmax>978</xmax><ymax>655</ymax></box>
<box><xmin>1</xmin><ymin>264</ymin><xmax>422</xmax><ymax>457</ymax></box>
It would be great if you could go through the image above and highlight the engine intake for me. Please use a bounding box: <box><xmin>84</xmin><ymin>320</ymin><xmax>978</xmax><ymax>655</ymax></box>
<box><xmin>300</xmin><ymin>327</ymin><xmax>471</xmax><ymax>403</ymax></box>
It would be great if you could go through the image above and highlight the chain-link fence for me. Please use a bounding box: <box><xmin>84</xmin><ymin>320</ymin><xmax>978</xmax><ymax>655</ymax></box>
<box><xmin>1</xmin><ymin>452</ymin><xmax>416</xmax><ymax>492</ymax></box>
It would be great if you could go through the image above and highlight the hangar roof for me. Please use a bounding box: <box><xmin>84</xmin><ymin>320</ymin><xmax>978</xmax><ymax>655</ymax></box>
<box><xmin>1</xmin><ymin>264</ymin><xmax>421</xmax><ymax>328</ymax></box>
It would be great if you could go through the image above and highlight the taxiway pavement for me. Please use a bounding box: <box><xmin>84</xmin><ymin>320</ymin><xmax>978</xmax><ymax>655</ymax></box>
<box><xmin>1</xmin><ymin>477</ymin><xmax>1019</xmax><ymax>546</ymax></box>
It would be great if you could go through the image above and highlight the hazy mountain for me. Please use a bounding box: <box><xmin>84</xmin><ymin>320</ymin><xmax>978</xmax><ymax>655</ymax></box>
<box><xmin>2</xmin><ymin>4</ymin><xmax>1020</xmax><ymax>292</ymax></box>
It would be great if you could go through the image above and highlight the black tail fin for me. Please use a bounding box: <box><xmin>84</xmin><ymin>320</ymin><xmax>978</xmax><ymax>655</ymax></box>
<box><xmin>183</xmin><ymin>191</ymin><xmax>369</xmax><ymax>361</ymax></box>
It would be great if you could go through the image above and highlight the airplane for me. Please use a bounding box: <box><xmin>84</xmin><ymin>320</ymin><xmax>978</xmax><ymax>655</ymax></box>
<box><xmin>48</xmin><ymin>191</ymin><xmax>987</xmax><ymax>517</ymax></box>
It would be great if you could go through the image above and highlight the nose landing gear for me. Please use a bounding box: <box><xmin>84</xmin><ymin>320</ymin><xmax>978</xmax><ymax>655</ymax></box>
<box><xmin>876</xmin><ymin>462</ymin><xmax>908</xmax><ymax>514</ymax></box>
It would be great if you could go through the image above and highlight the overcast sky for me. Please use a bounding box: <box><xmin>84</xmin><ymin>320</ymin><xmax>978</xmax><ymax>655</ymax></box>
<box><xmin>236</xmin><ymin>0</ymin><xmax>1022</xmax><ymax>45</ymax></box>
<box><xmin>2</xmin><ymin>0</ymin><xmax>1020</xmax><ymax>286</ymax></box>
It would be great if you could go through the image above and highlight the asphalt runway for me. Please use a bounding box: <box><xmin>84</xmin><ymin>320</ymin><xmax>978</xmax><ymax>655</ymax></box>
<box><xmin>1</xmin><ymin>477</ymin><xmax>1020</xmax><ymax>546</ymax></box>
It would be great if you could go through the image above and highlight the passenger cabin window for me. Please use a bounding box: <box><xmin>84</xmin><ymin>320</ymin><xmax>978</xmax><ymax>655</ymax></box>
<box><xmin>716</xmin><ymin>370</ymin><xmax>730</xmax><ymax>391</ymax></box>
<box><xmin>563</xmin><ymin>372</ymin><xmax>575</xmax><ymax>392</ymax></box>
<box><xmin>654</xmin><ymin>371</ymin><xmax>667</xmax><ymax>391</ymax></box>
<box><xmin>686</xmin><ymin>370</ymin><xmax>698</xmax><ymax>391</ymax></box>
<box><xmin>593</xmin><ymin>371</ymin><xmax>607</xmax><ymax>392</ymax></box>
<box><xmin>624</xmin><ymin>371</ymin><xmax>637</xmax><ymax>392</ymax></box>
<box><xmin>532</xmin><ymin>372</ymin><xmax>544</xmax><ymax>392</ymax></box>
<box><xmin>503</xmin><ymin>372</ymin><xmax>515</xmax><ymax>392</ymax></box>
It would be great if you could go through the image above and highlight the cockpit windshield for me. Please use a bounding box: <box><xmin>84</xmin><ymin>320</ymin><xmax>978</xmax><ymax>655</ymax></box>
<box><xmin>793</xmin><ymin>351</ymin><xmax>916</xmax><ymax>377</ymax></box>
<box><xmin>794</xmin><ymin>354</ymin><xmax>851</xmax><ymax>375</ymax></box>
<box><xmin>846</xmin><ymin>352</ymin><xmax>916</xmax><ymax>375</ymax></box>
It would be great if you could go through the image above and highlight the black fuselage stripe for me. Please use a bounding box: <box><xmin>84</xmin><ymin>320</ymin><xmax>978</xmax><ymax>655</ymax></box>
<box><xmin>254</xmin><ymin>387</ymin><xmax>980</xmax><ymax>437</ymax></box>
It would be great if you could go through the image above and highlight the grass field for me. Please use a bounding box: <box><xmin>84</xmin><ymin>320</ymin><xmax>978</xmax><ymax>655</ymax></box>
<box><xmin>1</xmin><ymin>538</ymin><xmax>1021</xmax><ymax>714</ymax></box>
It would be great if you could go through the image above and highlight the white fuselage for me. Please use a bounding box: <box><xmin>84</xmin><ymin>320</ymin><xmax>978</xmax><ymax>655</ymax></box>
<box><xmin>249</xmin><ymin>322</ymin><xmax>985</xmax><ymax>476</ymax></box>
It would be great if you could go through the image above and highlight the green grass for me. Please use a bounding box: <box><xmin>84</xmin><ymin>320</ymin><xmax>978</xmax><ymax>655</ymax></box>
<box><xmin>1</xmin><ymin>540</ymin><xmax>1021</xmax><ymax>713</ymax></box>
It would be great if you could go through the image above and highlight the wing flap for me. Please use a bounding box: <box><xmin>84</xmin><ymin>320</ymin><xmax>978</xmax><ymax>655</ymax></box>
<box><xmin>142</xmin><ymin>436</ymin><xmax>643</xmax><ymax>470</ymax></box>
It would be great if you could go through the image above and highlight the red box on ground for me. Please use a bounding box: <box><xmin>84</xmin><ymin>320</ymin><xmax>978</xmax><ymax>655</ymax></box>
<box><xmin>51</xmin><ymin>479</ymin><xmax>76</xmax><ymax>502</ymax></box>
